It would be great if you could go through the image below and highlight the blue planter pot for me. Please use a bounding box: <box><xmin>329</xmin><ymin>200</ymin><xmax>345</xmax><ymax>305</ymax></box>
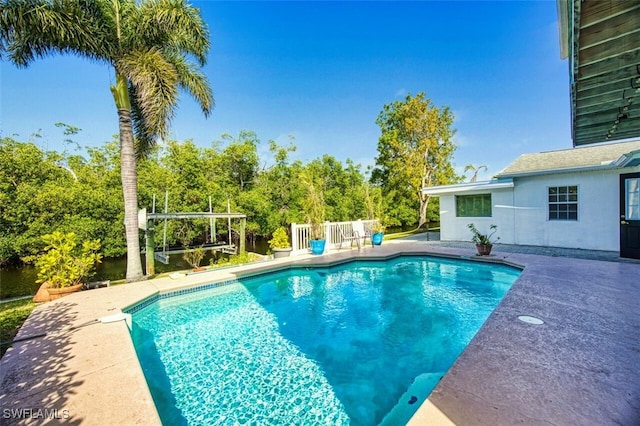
<box><xmin>371</xmin><ymin>233</ymin><xmax>384</xmax><ymax>246</ymax></box>
<box><xmin>310</xmin><ymin>239</ymin><xmax>326</xmax><ymax>255</ymax></box>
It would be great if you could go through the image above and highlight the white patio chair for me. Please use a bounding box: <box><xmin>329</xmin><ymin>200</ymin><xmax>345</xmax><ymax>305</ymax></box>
<box><xmin>338</xmin><ymin>220</ymin><xmax>369</xmax><ymax>250</ymax></box>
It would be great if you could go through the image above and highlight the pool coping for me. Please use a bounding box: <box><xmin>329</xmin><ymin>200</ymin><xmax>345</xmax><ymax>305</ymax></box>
<box><xmin>1</xmin><ymin>240</ymin><xmax>639</xmax><ymax>425</ymax></box>
<box><xmin>123</xmin><ymin>250</ymin><xmax>525</xmax><ymax>313</ymax></box>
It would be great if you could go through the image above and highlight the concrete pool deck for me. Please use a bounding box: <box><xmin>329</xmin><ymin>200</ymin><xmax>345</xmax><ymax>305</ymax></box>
<box><xmin>1</xmin><ymin>238</ymin><xmax>639</xmax><ymax>425</ymax></box>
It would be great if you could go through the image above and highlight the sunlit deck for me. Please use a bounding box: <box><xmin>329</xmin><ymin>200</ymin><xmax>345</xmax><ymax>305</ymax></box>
<box><xmin>1</xmin><ymin>236</ymin><xmax>639</xmax><ymax>425</ymax></box>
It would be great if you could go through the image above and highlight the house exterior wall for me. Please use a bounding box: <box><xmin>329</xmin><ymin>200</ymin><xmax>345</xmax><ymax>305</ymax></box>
<box><xmin>439</xmin><ymin>168</ymin><xmax>635</xmax><ymax>251</ymax></box>
<box><xmin>511</xmin><ymin>169</ymin><xmax>621</xmax><ymax>250</ymax></box>
<box><xmin>439</xmin><ymin>188</ymin><xmax>515</xmax><ymax>244</ymax></box>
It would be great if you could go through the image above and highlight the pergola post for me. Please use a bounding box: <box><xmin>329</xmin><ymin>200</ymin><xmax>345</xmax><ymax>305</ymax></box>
<box><xmin>145</xmin><ymin>219</ymin><xmax>155</xmax><ymax>276</ymax></box>
<box><xmin>239</xmin><ymin>218</ymin><xmax>246</xmax><ymax>253</ymax></box>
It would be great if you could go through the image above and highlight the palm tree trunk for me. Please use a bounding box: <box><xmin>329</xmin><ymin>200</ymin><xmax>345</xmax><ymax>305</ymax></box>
<box><xmin>112</xmin><ymin>73</ymin><xmax>144</xmax><ymax>282</ymax></box>
<box><xmin>117</xmin><ymin>108</ymin><xmax>144</xmax><ymax>281</ymax></box>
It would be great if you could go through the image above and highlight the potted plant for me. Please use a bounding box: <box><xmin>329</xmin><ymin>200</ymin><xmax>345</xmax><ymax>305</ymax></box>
<box><xmin>269</xmin><ymin>226</ymin><xmax>292</xmax><ymax>258</ymax></box>
<box><xmin>366</xmin><ymin>184</ymin><xmax>385</xmax><ymax>245</ymax></box>
<box><xmin>371</xmin><ymin>221</ymin><xmax>386</xmax><ymax>246</ymax></box>
<box><xmin>302</xmin><ymin>173</ymin><xmax>327</xmax><ymax>255</ymax></box>
<box><xmin>467</xmin><ymin>223</ymin><xmax>499</xmax><ymax>256</ymax></box>
<box><xmin>33</xmin><ymin>231</ymin><xmax>102</xmax><ymax>302</ymax></box>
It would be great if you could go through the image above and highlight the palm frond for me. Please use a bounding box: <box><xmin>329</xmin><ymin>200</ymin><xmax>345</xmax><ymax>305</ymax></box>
<box><xmin>118</xmin><ymin>47</ymin><xmax>178</xmax><ymax>141</ymax></box>
<box><xmin>135</xmin><ymin>0</ymin><xmax>209</xmax><ymax>65</ymax></box>
<box><xmin>167</xmin><ymin>53</ymin><xmax>214</xmax><ymax>116</ymax></box>
<box><xmin>0</xmin><ymin>0</ymin><xmax>113</xmax><ymax>66</ymax></box>
<box><xmin>109</xmin><ymin>0</ymin><xmax>142</xmax><ymax>55</ymax></box>
<box><xmin>128</xmin><ymin>83</ymin><xmax>156</xmax><ymax>160</ymax></box>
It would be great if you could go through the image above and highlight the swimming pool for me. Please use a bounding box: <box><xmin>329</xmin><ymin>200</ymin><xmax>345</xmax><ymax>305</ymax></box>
<box><xmin>130</xmin><ymin>256</ymin><xmax>520</xmax><ymax>425</ymax></box>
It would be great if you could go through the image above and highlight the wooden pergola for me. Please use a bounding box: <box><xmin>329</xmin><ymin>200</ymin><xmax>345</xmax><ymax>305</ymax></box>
<box><xmin>557</xmin><ymin>0</ymin><xmax>640</xmax><ymax>146</ymax></box>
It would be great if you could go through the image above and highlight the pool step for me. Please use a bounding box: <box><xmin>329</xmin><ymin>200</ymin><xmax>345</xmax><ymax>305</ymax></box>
<box><xmin>379</xmin><ymin>372</ymin><xmax>445</xmax><ymax>426</ymax></box>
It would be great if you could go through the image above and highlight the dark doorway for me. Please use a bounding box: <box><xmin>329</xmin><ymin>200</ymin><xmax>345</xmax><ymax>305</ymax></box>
<box><xmin>620</xmin><ymin>172</ymin><xmax>640</xmax><ymax>259</ymax></box>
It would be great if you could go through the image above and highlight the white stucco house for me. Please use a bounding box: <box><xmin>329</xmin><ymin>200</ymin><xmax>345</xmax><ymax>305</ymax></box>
<box><xmin>423</xmin><ymin>140</ymin><xmax>640</xmax><ymax>259</ymax></box>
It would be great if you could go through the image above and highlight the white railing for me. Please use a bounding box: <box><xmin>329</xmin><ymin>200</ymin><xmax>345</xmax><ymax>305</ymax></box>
<box><xmin>291</xmin><ymin>219</ymin><xmax>379</xmax><ymax>255</ymax></box>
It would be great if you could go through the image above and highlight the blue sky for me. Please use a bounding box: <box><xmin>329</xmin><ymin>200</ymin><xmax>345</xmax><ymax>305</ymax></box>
<box><xmin>0</xmin><ymin>1</ymin><xmax>570</xmax><ymax>181</ymax></box>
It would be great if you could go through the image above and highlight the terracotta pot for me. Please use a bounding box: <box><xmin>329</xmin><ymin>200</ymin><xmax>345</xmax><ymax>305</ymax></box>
<box><xmin>33</xmin><ymin>283</ymin><xmax>83</xmax><ymax>303</ymax></box>
<box><xmin>476</xmin><ymin>244</ymin><xmax>493</xmax><ymax>256</ymax></box>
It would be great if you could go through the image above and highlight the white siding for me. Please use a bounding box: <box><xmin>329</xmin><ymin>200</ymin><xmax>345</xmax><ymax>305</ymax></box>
<box><xmin>511</xmin><ymin>170</ymin><xmax>620</xmax><ymax>250</ymax></box>
<box><xmin>439</xmin><ymin>168</ymin><xmax>634</xmax><ymax>251</ymax></box>
<box><xmin>439</xmin><ymin>188</ymin><xmax>515</xmax><ymax>244</ymax></box>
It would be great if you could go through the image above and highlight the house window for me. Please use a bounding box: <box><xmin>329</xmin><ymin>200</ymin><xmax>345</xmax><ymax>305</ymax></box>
<box><xmin>548</xmin><ymin>186</ymin><xmax>578</xmax><ymax>220</ymax></box>
<box><xmin>456</xmin><ymin>194</ymin><xmax>492</xmax><ymax>217</ymax></box>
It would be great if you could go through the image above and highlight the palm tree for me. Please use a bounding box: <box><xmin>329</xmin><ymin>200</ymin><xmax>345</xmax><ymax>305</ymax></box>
<box><xmin>464</xmin><ymin>164</ymin><xmax>487</xmax><ymax>183</ymax></box>
<box><xmin>0</xmin><ymin>0</ymin><xmax>214</xmax><ymax>282</ymax></box>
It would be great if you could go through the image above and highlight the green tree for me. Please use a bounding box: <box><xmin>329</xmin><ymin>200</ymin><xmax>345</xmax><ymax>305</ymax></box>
<box><xmin>1</xmin><ymin>0</ymin><xmax>214</xmax><ymax>282</ymax></box>
<box><xmin>372</xmin><ymin>92</ymin><xmax>458</xmax><ymax>229</ymax></box>
<box><xmin>67</xmin><ymin>140</ymin><xmax>126</xmax><ymax>257</ymax></box>
<box><xmin>219</xmin><ymin>131</ymin><xmax>260</xmax><ymax>193</ymax></box>
<box><xmin>0</xmin><ymin>138</ymin><xmax>68</xmax><ymax>264</ymax></box>
<box><xmin>252</xmin><ymin>139</ymin><xmax>301</xmax><ymax>232</ymax></box>
<box><xmin>0</xmin><ymin>136</ymin><xmax>126</xmax><ymax>264</ymax></box>
<box><xmin>305</xmin><ymin>156</ymin><xmax>367</xmax><ymax>222</ymax></box>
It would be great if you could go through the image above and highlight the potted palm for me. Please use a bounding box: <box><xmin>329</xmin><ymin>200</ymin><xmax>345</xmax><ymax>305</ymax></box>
<box><xmin>303</xmin><ymin>174</ymin><xmax>327</xmax><ymax>255</ymax></box>
<box><xmin>371</xmin><ymin>221</ymin><xmax>386</xmax><ymax>246</ymax></box>
<box><xmin>366</xmin><ymin>184</ymin><xmax>385</xmax><ymax>245</ymax></box>
<box><xmin>269</xmin><ymin>227</ymin><xmax>292</xmax><ymax>258</ymax></box>
<box><xmin>467</xmin><ymin>223</ymin><xmax>499</xmax><ymax>256</ymax></box>
<box><xmin>33</xmin><ymin>231</ymin><xmax>102</xmax><ymax>302</ymax></box>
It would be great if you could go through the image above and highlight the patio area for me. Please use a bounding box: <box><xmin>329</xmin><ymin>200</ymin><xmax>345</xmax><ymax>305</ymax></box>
<box><xmin>1</xmin><ymin>237</ymin><xmax>639</xmax><ymax>425</ymax></box>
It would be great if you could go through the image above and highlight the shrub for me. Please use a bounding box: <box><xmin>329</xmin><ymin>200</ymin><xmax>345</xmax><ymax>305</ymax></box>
<box><xmin>183</xmin><ymin>246</ymin><xmax>205</xmax><ymax>268</ymax></box>
<box><xmin>268</xmin><ymin>227</ymin><xmax>290</xmax><ymax>249</ymax></box>
<box><xmin>35</xmin><ymin>231</ymin><xmax>102</xmax><ymax>288</ymax></box>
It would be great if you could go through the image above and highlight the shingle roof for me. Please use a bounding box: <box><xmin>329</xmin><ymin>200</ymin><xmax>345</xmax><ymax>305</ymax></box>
<box><xmin>497</xmin><ymin>140</ymin><xmax>640</xmax><ymax>177</ymax></box>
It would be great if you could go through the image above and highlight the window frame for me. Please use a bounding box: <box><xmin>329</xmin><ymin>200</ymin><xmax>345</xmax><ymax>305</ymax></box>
<box><xmin>548</xmin><ymin>185</ymin><xmax>578</xmax><ymax>221</ymax></box>
<box><xmin>455</xmin><ymin>193</ymin><xmax>492</xmax><ymax>218</ymax></box>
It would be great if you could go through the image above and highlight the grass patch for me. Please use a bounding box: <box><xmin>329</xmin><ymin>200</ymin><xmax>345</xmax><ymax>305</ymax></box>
<box><xmin>1</xmin><ymin>298</ymin><xmax>36</xmax><ymax>358</ymax></box>
<box><xmin>209</xmin><ymin>252</ymin><xmax>262</xmax><ymax>269</ymax></box>
<box><xmin>384</xmin><ymin>229</ymin><xmax>429</xmax><ymax>241</ymax></box>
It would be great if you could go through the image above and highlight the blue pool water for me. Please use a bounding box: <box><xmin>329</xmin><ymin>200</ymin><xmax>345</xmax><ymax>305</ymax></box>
<box><xmin>130</xmin><ymin>256</ymin><xmax>520</xmax><ymax>425</ymax></box>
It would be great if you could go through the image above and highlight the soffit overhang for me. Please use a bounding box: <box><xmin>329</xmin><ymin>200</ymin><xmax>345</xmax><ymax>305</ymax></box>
<box><xmin>559</xmin><ymin>0</ymin><xmax>640</xmax><ymax>146</ymax></box>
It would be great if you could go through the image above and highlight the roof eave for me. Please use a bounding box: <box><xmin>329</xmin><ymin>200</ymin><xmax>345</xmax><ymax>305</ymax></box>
<box><xmin>422</xmin><ymin>179</ymin><xmax>514</xmax><ymax>196</ymax></box>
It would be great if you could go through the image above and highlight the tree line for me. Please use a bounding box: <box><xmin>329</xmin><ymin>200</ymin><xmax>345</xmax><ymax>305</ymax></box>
<box><xmin>1</xmin><ymin>91</ymin><xmax>460</xmax><ymax>268</ymax></box>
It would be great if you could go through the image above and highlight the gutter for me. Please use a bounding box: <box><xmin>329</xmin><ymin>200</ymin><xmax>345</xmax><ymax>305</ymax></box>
<box><xmin>422</xmin><ymin>179</ymin><xmax>514</xmax><ymax>196</ymax></box>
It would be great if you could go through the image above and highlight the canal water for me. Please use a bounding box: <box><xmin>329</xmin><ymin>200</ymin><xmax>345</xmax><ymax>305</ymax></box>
<box><xmin>0</xmin><ymin>239</ymin><xmax>269</xmax><ymax>300</ymax></box>
<box><xmin>0</xmin><ymin>226</ymin><xmax>434</xmax><ymax>300</ymax></box>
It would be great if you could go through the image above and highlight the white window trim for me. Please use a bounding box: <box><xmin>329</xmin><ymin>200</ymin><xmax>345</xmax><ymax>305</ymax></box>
<box><xmin>547</xmin><ymin>185</ymin><xmax>579</xmax><ymax>221</ymax></box>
